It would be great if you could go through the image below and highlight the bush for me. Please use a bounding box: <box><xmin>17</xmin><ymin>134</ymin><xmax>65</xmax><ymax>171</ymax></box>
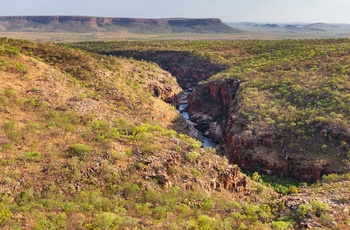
<box><xmin>191</xmin><ymin>168</ymin><xmax>201</xmax><ymax>177</ymax></box>
<box><xmin>297</xmin><ymin>204</ymin><xmax>312</xmax><ymax>219</ymax></box>
<box><xmin>87</xmin><ymin>212</ymin><xmax>117</xmax><ymax>230</ymax></box>
<box><xmin>200</xmin><ymin>198</ymin><xmax>215</xmax><ymax>211</ymax></box>
<box><xmin>185</xmin><ymin>151</ymin><xmax>200</xmax><ymax>162</ymax></box>
<box><xmin>288</xmin><ymin>185</ymin><xmax>298</xmax><ymax>194</ymax></box>
<box><xmin>319</xmin><ymin>213</ymin><xmax>334</xmax><ymax>226</ymax></box>
<box><xmin>197</xmin><ymin>215</ymin><xmax>218</xmax><ymax>230</ymax></box>
<box><xmin>67</xmin><ymin>143</ymin><xmax>92</xmax><ymax>159</ymax></box>
<box><xmin>23</xmin><ymin>151</ymin><xmax>41</xmax><ymax>162</ymax></box>
<box><xmin>0</xmin><ymin>204</ymin><xmax>12</xmax><ymax>226</ymax></box>
<box><xmin>271</xmin><ymin>221</ymin><xmax>293</xmax><ymax>230</ymax></box>
<box><xmin>321</xmin><ymin>173</ymin><xmax>340</xmax><ymax>183</ymax></box>
<box><xmin>252</xmin><ymin>172</ymin><xmax>261</xmax><ymax>182</ymax></box>
<box><xmin>311</xmin><ymin>200</ymin><xmax>328</xmax><ymax>216</ymax></box>
<box><xmin>153</xmin><ymin>206</ymin><xmax>167</xmax><ymax>220</ymax></box>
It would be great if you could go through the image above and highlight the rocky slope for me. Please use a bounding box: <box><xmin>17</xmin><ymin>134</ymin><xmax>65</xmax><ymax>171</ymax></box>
<box><xmin>0</xmin><ymin>16</ymin><xmax>240</xmax><ymax>34</ymax></box>
<box><xmin>1</xmin><ymin>38</ymin><xmax>287</xmax><ymax>229</ymax></box>
<box><xmin>103</xmin><ymin>50</ymin><xmax>229</xmax><ymax>89</ymax></box>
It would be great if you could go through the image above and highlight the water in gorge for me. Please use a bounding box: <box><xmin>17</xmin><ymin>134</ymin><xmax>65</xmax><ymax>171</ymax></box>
<box><xmin>178</xmin><ymin>92</ymin><xmax>217</xmax><ymax>148</ymax></box>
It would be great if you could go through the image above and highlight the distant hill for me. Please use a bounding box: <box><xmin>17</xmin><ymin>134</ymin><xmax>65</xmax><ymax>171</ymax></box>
<box><xmin>0</xmin><ymin>16</ymin><xmax>240</xmax><ymax>34</ymax></box>
<box><xmin>228</xmin><ymin>22</ymin><xmax>350</xmax><ymax>39</ymax></box>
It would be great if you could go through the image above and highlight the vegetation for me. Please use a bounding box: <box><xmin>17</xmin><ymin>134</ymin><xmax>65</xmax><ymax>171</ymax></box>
<box><xmin>1</xmin><ymin>37</ymin><xmax>350</xmax><ymax>229</ymax></box>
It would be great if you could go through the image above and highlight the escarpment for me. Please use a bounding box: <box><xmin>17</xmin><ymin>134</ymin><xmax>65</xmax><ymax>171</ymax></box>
<box><xmin>0</xmin><ymin>16</ymin><xmax>240</xmax><ymax>33</ymax></box>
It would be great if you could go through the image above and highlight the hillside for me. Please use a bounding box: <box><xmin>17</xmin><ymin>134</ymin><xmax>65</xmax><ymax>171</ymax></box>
<box><xmin>2</xmin><ymin>38</ymin><xmax>350</xmax><ymax>229</ymax></box>
<box><xmin>0</xmin><ymin>38</ymin><xmax>275</xmax><ymax>229</ymax></box>
<box><xmin>0</xmin><ymin>16</ymin><xmax>240</xmax><ymax>34</ymax></box>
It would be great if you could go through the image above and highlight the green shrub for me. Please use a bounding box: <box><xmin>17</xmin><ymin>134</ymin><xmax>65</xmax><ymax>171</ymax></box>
<box><xmin>321</xmin><ymin>173</ymin><xmax>340</xmax><ymax>183</ymax></box>
<box><xmin>271</xmin><ymin>221</ymin><xmax>293</xmax><ymax>230</ymax></box>
<box><xmin>288</xmin><ymin>185</ymin><xmax>298</xmax><ymax>194</ymax></box>
<box><xmin>135</xmin><ymin>203</ymin><xmax>151</xmax><ymax>216</ymax></box>
<box><xmin>67</xmin><ymin>143</ymin><xmax>92</xmax><ymax>159</ymax></box>
<box><xmin>185</xmin><ymin>151</ymin><xmax>200</xmax><ymax>162</ymax></box>
<box><xmin>319</xmin><ymin>213</ymin><xmax>334</xmax><ymax>226</ymax></box>
<box><xmin>87</xmin><ymin>212</ymin><xmax>117</xmax><ymax>230</ymax></box>
<box><xmin>257</xmin><ymin>204</ymin><xmax>273</xmax><ymax>223</ymax></box>
<box><xmin>15</xmin><ymin>62</ymin><xmax>27</xmax><ymax>74</ymax></box>
<box><xmin>252</xmin><ymin>172</ymin><xmax>261</xmax><ymax>182</ymax></box>
<box><xmin>0</xmin><ymin>204</ymin><xmax>12</xmax><ymax>226</ymax></box>
<box><xmin>153</xmin><ymin>205</ymin><xmax>167</xmax><ymax>220</ymax></box>
<box><xmin>297</xmin><ymin>204</ymin><xmax>312</xmax><ymax>219</ymax></box>
<box><xmin>191</xmin><ymin>168</ymin><xmax>201</xmax><ymax>177</ymax></box>
<box><xmin>200</xmin><ymin>198</ymin><xmax>215</xmax><ymax>211</ymax></box>
<box><xmin>33</xmin><ymin>215</ymin><xmax>56</xmax><ymax>230</ymax></box>
<box><xmin>311</xmin><ymin>200</ymin><xmax>328</xmax><ymax>216</ymax></box>
<box><xmin>1</xmin><ymin>45</ymin><xmax>20</xmax><ymax>57</ymax></box>
<box><xmin>3</xmin><ymin>120</ymin><xmax>20</xmax><ymax>142</ymax></box>
<box><xmin>110</xmin><ymin>150</ymin><xmax>128</xmax><ymax>161</ymax></box>
<box><xmin>197</xmin><ymin>215</ymin><xmax>218</xmax><ymax>230</ymax></box>
<box><xmin>125</xmin><ymin>148</ymin><xmax>133</xmax><ymax>156</ymax></box>
<box><xmin>23</xmin><ymin>151</ymin><xmax>41</xmax><ymax>162</ymax></box>
<box><xmin>4</xmin><ymin>89</ymin><xmax>15</xmax><ymax>98</ymax></box>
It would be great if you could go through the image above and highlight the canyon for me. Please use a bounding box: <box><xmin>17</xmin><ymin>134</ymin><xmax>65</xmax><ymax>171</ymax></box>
<box><xmin>2</xmin><ymin>37</ymin><xmax>350</xmax><ymax>229</ymax></box>
<box><xmin>95</xmin><ymin>47</ymin><xmax>350</xmax><ymax>183</ymax></box>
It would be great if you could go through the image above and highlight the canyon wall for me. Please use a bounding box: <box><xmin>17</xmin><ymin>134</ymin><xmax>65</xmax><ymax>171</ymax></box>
<box><xmin>189</xmin><ymin>78</ymin><xmax>349</xmax><ymax>182</ymax></box>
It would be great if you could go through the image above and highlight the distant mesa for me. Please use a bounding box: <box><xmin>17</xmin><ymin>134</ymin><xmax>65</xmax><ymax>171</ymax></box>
<box><xmin>251</xmin><ymin>23</ymin><xmax>279</xmax><ymax>28</ymax></box>
<box><xmin>283</xmin><ymin>22</ymin><xmax>342</xmax><ymax>32</ymax></box>
<box><xmin>0</xmin><ymin>16</ymin><xmax>240</xmax><ymax>34</ymax></box>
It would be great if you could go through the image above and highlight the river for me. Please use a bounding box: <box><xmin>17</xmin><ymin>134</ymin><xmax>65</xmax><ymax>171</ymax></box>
<box><xmin>178</xmin><ymin>92</ymin><xmax>217</xmax><ymax>148</ymax></box>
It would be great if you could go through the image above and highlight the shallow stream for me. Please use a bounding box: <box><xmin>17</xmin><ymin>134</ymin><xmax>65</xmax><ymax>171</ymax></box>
<box><xmin>178</xmin><ymin>92</ymin><xmax>217</xmax><ymax>148</ymax></box>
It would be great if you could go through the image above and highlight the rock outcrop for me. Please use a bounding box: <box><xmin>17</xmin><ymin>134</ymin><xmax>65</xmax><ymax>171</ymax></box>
<box><xmin>188</xmin><ymin>78</ymin><xmax>241</xmax><ymax>142</ymax></box>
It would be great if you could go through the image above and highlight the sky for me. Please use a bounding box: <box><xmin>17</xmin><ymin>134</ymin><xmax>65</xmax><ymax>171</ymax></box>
<box><xmin>1</xmin><ymin>0</ymin><xmax>350</xmax><ymax>23</ymax></box>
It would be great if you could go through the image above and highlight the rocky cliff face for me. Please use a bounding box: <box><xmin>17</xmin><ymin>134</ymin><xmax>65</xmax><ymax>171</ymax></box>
<box><xmin>223</xmin><ymin>110</ymin><xmax>350</xmax><ymax>183</ymax></box>
<box><xmin>188</xmin><ymin>79</ymin><xmax>241</xmax><ymax>142</ymax></box>
<box><xmin>0</xmin><ymin>16</ymin><xmax>240</xmax><ymax>33</ymax></box>
<box><xmin>187</xmin><ymin>78</ymin><xmax>349</xmax><ymax>183</ymax></box>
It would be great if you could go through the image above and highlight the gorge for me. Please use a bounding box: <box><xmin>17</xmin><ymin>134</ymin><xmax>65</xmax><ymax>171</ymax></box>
<box><xmin>72</xmin><ymin>40</ymin><xmax>350</xmax><ymax>183</ymax></box>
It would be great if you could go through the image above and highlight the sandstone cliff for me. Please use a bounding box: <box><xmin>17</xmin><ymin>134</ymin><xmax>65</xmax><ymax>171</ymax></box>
<box><xmin>190</xmin><ymin>79</ymin><xmax>350</xmax><ymax>183</ymax></box>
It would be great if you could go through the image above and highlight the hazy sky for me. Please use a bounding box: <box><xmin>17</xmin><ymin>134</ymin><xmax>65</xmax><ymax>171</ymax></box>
<box><xmin>1</xmin><ymin>0</ymin><xmax>350</xmax><ymax>23</ymax></box>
